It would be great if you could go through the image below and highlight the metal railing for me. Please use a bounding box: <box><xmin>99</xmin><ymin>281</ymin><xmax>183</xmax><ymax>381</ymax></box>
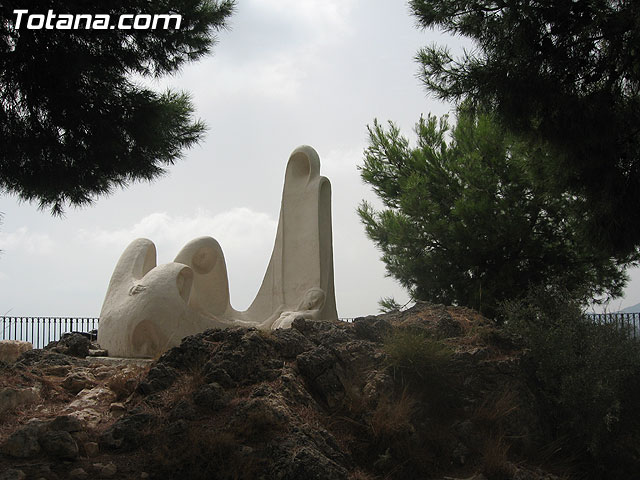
<box><xmin>0</xmin><ymin>316</ymin><xmax>358</xmax><ymax>349</ymax></box>
<box><xmin>1</xmin><ymin>313</ymin><xmax>637</xmax><ymax>349</ymax></box>
<box><xmin>587</xmin><ymin>312</ymin><xmax>640</xmax><ymax>339</ymax></box>
<box><xmin>0</xmin><ymin>316</ymin><xmax>99</xmax><ymax>349</ymax></box>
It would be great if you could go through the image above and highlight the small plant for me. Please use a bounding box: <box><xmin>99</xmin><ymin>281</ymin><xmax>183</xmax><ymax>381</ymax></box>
<box><xmin>383</xmin><ymin>329</ymin><xmax>453</xmax><ymax>389</ymax></box>
<box><xmin>481</xmin><ymin>433</ymin><xmax>514</xmax><ymax>480</ymax></box>
<box><xmin>378</xmin><ymin>296</ymin><xmax>402</xmax><ymax>313</ymax></box>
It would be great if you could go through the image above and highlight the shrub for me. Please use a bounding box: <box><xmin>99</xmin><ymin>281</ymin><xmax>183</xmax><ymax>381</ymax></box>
<box><xmin>503</xmin><ymin>286</ymin><xmax>640</xmax><ymax>478</ymax></box>
<box><xmin>384</xmin><ymin>329</ymin><xmax>452</xmax><ymax>386</ymax></box>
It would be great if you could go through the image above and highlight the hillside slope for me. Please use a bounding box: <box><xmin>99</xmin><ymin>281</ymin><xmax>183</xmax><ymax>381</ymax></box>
<box><xmin>1</xmin><ymin>303</ymin><xmax>567</xmax><ymax>479</ymax></box>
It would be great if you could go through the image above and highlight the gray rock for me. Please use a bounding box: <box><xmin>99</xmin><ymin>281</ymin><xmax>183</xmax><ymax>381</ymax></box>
<box><xmin>352</xmin><ymin>317</ymin><xmax>392</xmax><ymax>342</ymax></box>
<box><xmin>69</xmin><ymin>468</ymin><xmax>88</xmax><ymax>479</ymax></box>
<box><xmin>87</xmin><ymin>348</ymin><xmax>109</xmax><ymax>357</ymax></box>
<box><xmin>40</xmin><ymin>430</ymin><xmax>79</xmax><ymax>459</ymax></box>
<box><xmin>48</xmin><ymin>332</ymin><xmax>91</xmax><ymax>357</ymax></box>
<box><xmin>0</xmin><ymin>469</ymin><xmax>26</xmax><ymax>480</ymax></box>
<box><xmin>168</xmin><ymin>399</ymin><xmax>197</xmax><ymax>421</ymax></box>
<box><xmin>49</xmin><ymin>414</ymin><xmax>83</xmax><ymax>432</ymax></box>
<box><xmin>0</xmin><ymin>340</ymin><xmax>32</xmax><ymax>363</ymax></box>
<box><xmin>101</xmin><ymin>462</ymin><xmax>117</xmax><ymax>478</ymax></box>
<box><xmin>137</xmin><ymin>363</ymin><xmax>178</xmax><ymax>394</ymax></box>
<box><xmin>0</xmin><ymin>387</ymin><xmax>39</xmax><ymax>414</ymax></box>
<box><xmin>192</xmin><ymin>382</ymin><xmax>226</xmax><ymax>410</ymax></box>
<box><xmin>100</xmin><ymin>412</ymin><xmax>154</xmax><ymax>451</ymax></box>
<box><xmin>272</xmin><ymin>328</ymin><xmax>314</xmax><ymax>358</ymax></box>
<box><xmin>279</xmin><ymin>445</ymin><xmax>349</xmax><ymax>480</ymax></box>
<box><xmin>296</xmin><ymin>345</ymin><xmax>345</xmax><ymax>408</ymax></box>
<box><xmin>1</xmin><ymin>424</ymin><xmax>41</xmax><ymax>458</ymax></box>
<box><xmin>83</xmin><ymin>441</ymin><xmax>99</xmax><ymax>457</ymax></box>
<box><xmin>62</xmin><ymin>370</ymin><xmax>97</xmax><ymax>394</ymax></box>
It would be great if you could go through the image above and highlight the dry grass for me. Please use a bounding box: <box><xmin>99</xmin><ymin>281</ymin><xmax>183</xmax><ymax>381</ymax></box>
<box><xmin>152</xmin><ymin>427</ymin><xmax>263</xmax><ymax>480</ymax></box>
<box><xmin>106</xmin><ymin>371</ymin><xmax>141</xmax><ymax>401</ymax></box>
<box><xmin>349</xmin><ymin>468</ymin><xmax>378</xmax><ymax>480</ymax></box>
<box><xmin>473</xmin><ymin>389</ymin><xmax>519</xmax><ymax>430</ymax></box>
<box><xmin>369</xmin><ymin>391</ymin><xmax>415</xmax><ymax>440</ymax></box>
<box><xmin>481</xmin><ymin>433</ymin><xmax>514</xmax><ymax>480</ymax></box>
<box><xmin>154</xmin><ymin>366</ymin><xmax>206</xmax><ymax>407</ymax></box>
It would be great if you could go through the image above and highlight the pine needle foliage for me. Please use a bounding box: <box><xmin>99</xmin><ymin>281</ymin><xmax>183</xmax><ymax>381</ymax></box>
<box><xmin>410</xmin><ymin>0</ymin><xmax>640</xmax><ymax>257</ymax></box>
<box><xmin>0</xmin><ymin>0</ymin><xmax>235</xmax><ymax>213</ymax></box>
<box><xmin>359</xmin><ymin>107</ymin><xmax>634</xmax><ymax>318</ymax></box>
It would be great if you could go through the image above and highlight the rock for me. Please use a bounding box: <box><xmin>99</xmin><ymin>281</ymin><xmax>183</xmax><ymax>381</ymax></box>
<box><xmin>1</xmin><ymin>423</ymin><xmax>41</xmax><ymax>458</ymax></box>
<box><xmin>48</xmin><ymin>332</ymin><xmax>91</xmax><ymax>357</ymax></box>
<box><xmin>272</xmin><ymin>328</ymin><xmax>314</xmax><ymax>358</ymax></box>
<box><xmin>362</xmin><ymin>371</ymin><xmax>394</xmax><ymax>406</ymax></box>
<box><xmin>42</xmin><ymin>364</ymin><xmax>72</xmax><ymax>376</ymax></box>
<box><xmin>87</xmin><ymin>348</ymin><xmax>109</xmax><ymax>357</ymax></box>
<box><xmin>100</xmin><ymin>412</ymin><xmax>154</xmax><ymax>451</ymax></box>
<box><xmin>192</xmin><ymin>382</ymin><xmax>226</xmax><ymax>410</ymax></box>
<box><xmin>40</xmin><ymin>430</ymin><xmax>79</xmax><ymax>459</ymax></box>
<box><xmin>101</xmin><ymin>463</ymin><xmax>117</xmax><ymax>477</ymax></box>
<box><xmin>66</xmin><ymin>386</ymin><xmax>116</xmax><ymax>411</ymax></box>
<box><xmin>83</xmin><ymin>441</ymin><xmax>99</xmax><ymax>457</ymax></box>
<box><xmin>436</xmin><ymin>314</ymin><xmax>463</xmax><ymax>338</ymax></box>
<box><xmin>279</xmin><ymin>445</ymin><xmax>349</xmax><ymax>480</ymax></box>
<box><xmin>62</xmin><ymin>370</ymin><xmax>97</xmax><ymax>394</ymax></box>
<box><xmin>0</xmin><ymin>387</ymin><xmax>39</xmax><ymax>414</ymax></box>
<box><xmin>93</xmin><ymin>365</ymin><xmax>117</xmax><ymax>379</ymax></box>
<box><xmin>168</xmin><ymin>399</ymin><xmax>197</xmax><ymax>421</ymax></box>
<box><xmin>69</xmin><ymin>468</ymin><xmax>88</xmax><ymax>479</ymax></box>
<box><xmin>137</xmin><ymin>363</ymin><xmax>178</xmax><ymax>394</ymax></box>
<box><xmin>66</xmin><ymin>408</ymin><xmax>103</xmax><ymax>429</ymax></box>
<box><xmin>0</xmin><ymin>469</ymin><xmax>26</xmax><ymax>480</ymax></box>
<box><xmin>0</xmin><ymin>340</ymin><xmax>32</xmax><ymax>363</ymax></box>
<box><xmin>49</xmin><ymin>414</ymin><xmax>83</xmax><ymax>432</ymax></box>
<box><xmin>72</xmin><ymin>430</ymin><xmax>89</xmax><ymax>443</ymax></box>
<box><xmin>352</xmin><ymin>317</ymin><xmax>392</xmax><ymax>342</ymax></box>
<box><xmin>296</xmin><ymin>345</ymin><xmax>346</xmax><ymax>408</ymax></box>
<box><xmin>109</xmin><ymin>402</ymin><xmax>126</xmax><ymax>416</ymax></box>
<box><xmin>14</xmin><ymin>349</ymin><xmax>73</xmax><ymax>367</ymax></box>
<box><xmin>201</xmin><ymin>365</ymin><xmax>235</xmax><ymax>387</ymax></box>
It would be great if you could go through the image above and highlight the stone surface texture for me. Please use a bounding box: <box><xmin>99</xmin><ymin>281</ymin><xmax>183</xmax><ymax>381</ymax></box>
<box><xmin>98</xmin><ymin>145</ymin><xmax>338</xmax><ymax>358</ymax></box>
<box><xmin>0</xmin><ymin>340</ymin><xmax>32</xmax><ymax>363</ymax></box>
<box><xmin>0</xmin><ymin>304</ymin><xmax>573</xmax><ymax>479</ymax></box>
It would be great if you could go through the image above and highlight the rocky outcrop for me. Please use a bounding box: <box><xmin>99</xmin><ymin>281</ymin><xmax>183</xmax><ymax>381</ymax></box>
<box><xmin>0</xmin><ymin>303</ymin><xmax>566</xmax><ymax>479</ymax></box>
<box><xmin>0</xmin><ymin>340</ymin><xmax>32</xmax><ymax>363</ymax></box>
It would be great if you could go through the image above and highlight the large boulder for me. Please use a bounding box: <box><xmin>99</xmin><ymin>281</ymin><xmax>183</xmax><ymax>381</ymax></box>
<box><xmin>0</xmin><ymin>340</ymin><xmax>32</xmax><ymax>363</ymax></box>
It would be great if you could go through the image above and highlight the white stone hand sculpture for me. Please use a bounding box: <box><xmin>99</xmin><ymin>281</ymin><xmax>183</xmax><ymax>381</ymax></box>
<box><xmin>98</xmin><ymin>146</ymin><xmax>338</xmax><ymax>358</ymax></box>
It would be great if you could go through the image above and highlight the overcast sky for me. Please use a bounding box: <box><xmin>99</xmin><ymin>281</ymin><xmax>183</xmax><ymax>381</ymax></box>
<box><xmin>1</xmin><ymin>0</ymin><xmax>638</xmax><ymax>318</ymax></box>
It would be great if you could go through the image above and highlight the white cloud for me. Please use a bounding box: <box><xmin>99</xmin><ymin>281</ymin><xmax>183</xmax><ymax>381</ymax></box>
<box><xmin>0</xmin><ymin>227</ymin><xmax>54</xmax><ymax>255</ymax></box>
<box><xmin>249</xmin><ymin>0</ymin><xmax>357</xmax><ymax>40</ymax></box>
<box><xmin>78</xmin><ymin>207</ymin><xmax>276</xmax><ymax>261</ymax></box>
<box><xmin>322</xmin><ymin>145</ymin><xmax>365</xmax><ymax>178</ymax></box>
<box><xmin>206</xmin><ymin>54</ymin><xmax>306</xmax><ymax>101</ymax></box>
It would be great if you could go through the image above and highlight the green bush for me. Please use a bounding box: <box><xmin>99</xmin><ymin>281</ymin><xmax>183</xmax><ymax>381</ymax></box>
<box><xmin>503</xmin><ymin>287</ymin><xmax>640</xmax><ymax>478</ymax></box>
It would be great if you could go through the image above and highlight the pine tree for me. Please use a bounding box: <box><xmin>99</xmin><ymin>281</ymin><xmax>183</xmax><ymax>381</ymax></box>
<box><xmin>410</xmin><ymin>0</ymin><xmax>640</xmax><ymax>256</ymax></box>
<box><xmin>359</xmin><ymin>108</ymin><xmax>633</xmax><ymax>318</ymax></box>
<box><xmin>0</xmin><ymin>0</ymin><xmax>235</xmax><ymax>213</ymax></box>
